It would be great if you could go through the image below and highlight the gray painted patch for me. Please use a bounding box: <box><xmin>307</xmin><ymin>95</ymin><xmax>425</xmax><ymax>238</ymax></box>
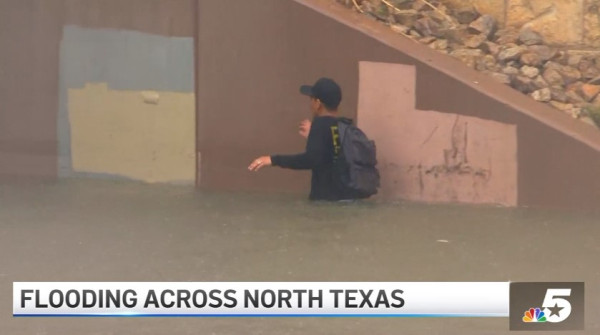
<box><xmin>61</xmin><ymin>25</ymin><xmax>194</xmax><ymax>91</ymax></box>
<box><xmin>58</xmin><ymin>25</ymin><xmax>194</xmax><ymax>177</ymax></box>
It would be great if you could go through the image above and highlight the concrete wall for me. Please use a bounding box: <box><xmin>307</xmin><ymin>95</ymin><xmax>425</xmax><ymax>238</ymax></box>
<box><xmin>358</xmin><ymin>62</ymin><xmax>518</xmax><ymax>206</ymax></box>
<box><xmin>0</xmin><ymin>0</ymin><xmax>195</xmax><ymax>182</ymax></box>
<box><xmin>196</xmin><ymin>0</ymin><xmax>600</xmax><ymax>209</ymax></box>
<box><xmin>67</xmin><ymin>83</ymin><xmax>195</xmax><ymax>183</ymax></box>
<box><xmin>3</xmin><ymin>0</ymin><xmax>600</xmax><ymax>209</ymax></box>
<box><xmin>0</xmin><ymin>0</ymin><xmax>63</xmax><ymax>179</ymax></box>
<box><xmin>443</xmin><ymin>0</ymin><xmax>600</xmax><ymax>47</ymax></box>
<box><xmin>59</xmin><ymin>26</ymin><xmax>195</xmax><ymax>183</ymax></box>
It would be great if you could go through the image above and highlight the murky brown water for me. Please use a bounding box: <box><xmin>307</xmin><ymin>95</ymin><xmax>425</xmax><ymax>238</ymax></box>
<box><xmin>1</xmin><ymin>179</ymin><xmax>599</xmax><ymax>334</ymax></box>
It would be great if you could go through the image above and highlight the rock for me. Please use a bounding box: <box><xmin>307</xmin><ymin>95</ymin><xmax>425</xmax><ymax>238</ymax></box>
<box><xmin>553</xmin><ymin>51</ymin><xmax>570</xmax><ymax>65</ymax></box>
<box><xmin>518</xmin><ymin>28</ymin><xmax>544</xmax><ymax>46</ymax></box>
<box><xmin>391</xmin><ymin>24</ymin><xmax>410</xmax><ymax>35</ymax></box>
<box><xmin>550</xmin><ymin>88</ymin><xmax>569</xmax><ymax>103</ymax></box>
<box><xmin>409</xmin><ymin>29</ymin><xmax>423</xmax><ymax>38</ymax></box>
<box><xmin>580</xmin><ymin>84</ymin><xmax>600</xmax><ymax>101</ymax></box>
<box><xmin>543</xmin><ymin>68</ymin><xmax>565</xmax><ymax>87</ymax></box>
<box><xmin>550</xmin><ymin>101</ymin><xmax>574</xmax><ymax>111</ymax></box>
<box><xmin>367</xmin><ymin>1</ymin><xmax>392</xmax><ymax>21</ymax></box>
<box><xmin>531</xmin><ymin>88</ymin><xmax>552</xmax><ymax>102</ymax></box>
<box><xmin>566</xmin><ymin>106</ymin><xmax>583</xmax><ymax>119</ymax></box>
<box><xmin>579</xmin><ymin>66</ymin><xmax>598</xmax><ymax>80</ymax></box>
<box><xmin>506</xmin><ymin>0</ymin><xmax>545</xmax><ymax>26</ymax></box>
<box><xmin>520</xmin><ymin>65</ymin><xmax>540</xmax><ymax>78</ymax></box>
<box><xmin>474</xmin><ymin>61</ymin><xmax>486</xmax><ymax>71</ymax></box>
<box><xmin>566</xmin><ymin>80</ymin><xmax>584</xmax><ymax>93</ymax></box>
<box><xmin>471</xmin><ymin>0</ymin><xmax>506</xmax><ymax>26</ymax></box>
<box><xmin>520</xmin><ymin>53</ymin><xmax>542</xmax><ymax>67</ymax></box>
<box><xmin>483</xmin><ymin>54</ymin><xmax>498</xmax><ymax>68</ymax></box>
<box><xmin>497</xmin><ymin>46</ymin><xmax>527</xmax><ymax>62</ymax></box>
<box><xmin>558</xmin><ymin>66</ymin><xmax>582</xmax><ymax>85</ymax></box>
<box><xmin>585</xmin><ymin>5</ymin><xmax>600</xmax><ymax>48</ymax></box>
<box><xmin>390</xmin><ymin>0</ymin><xmax>412</xmax><ymax>10</ymax></box>
<box><xmin>528</xmin><ymin>45</ymin><xmax>557</xmax><ymax>62</ymax></box>
<box><xmin>512</xmin><ymin>1</ymin><xmax>584</xmax><ymax>45</ymax></box>
<box><xmin>387</xmin><ymin>0</ymin><xmax>413</xmax><ymax>10</ymax></box>
<box><xmin>440</xmin><ymin>25</ymin><xmax>471</xmax><ymax>44</ymax></box>
<box><xmin>506</xmin><ymin>60</ymin><xmax>519</xmax><ymax>68</ymax></box>
<box><xmin>589</xmin><ymin>75</ymin><xmax>600</xmax><ymax>85</ymax></box>
<box><xmin>386</xmin><ymin>15</ymin><xmax>397</xmax><ymax>26</ymax></box>
<box><xmin>474</xmin><ymin>54</ymin><xmax>497</xmax><ymax>71</ymax></box>
<box><xmin>481</xmin><ymin>41</ymin><xmax>501</xmax><ymax>56</ymax></box>
<box><xmin>579</xmin><ymin>61</ymin><xmax>600</xmax><ymax>79</ymax></box>
<box><xmin>533</xmin><ymin>75</ymin><xmax>549</xmax><ymax>89</ymax></box>
<box><xmin>420</xmin><ymin>36</ymin><xmax>437</xmax><ymax>44</ymax></box>
<box><xmin>511</xmin><ymin>75</ymin><xmax>535</xmax><ymax>93</ymax></box>
<box><xmin>450</xmin><ymin>48</ymin><xmax>484</xmax><ymax>58</ymax></box>
<box><xmin>568</xmin><ymin>54</ymin><xmax>584</xmax><ymax>67</ymax></box>
<box><xmin>464</xmin><ymin>58</ymin><xmax>477</xmax><ymax>69</ymax></box>
<box><xmin>544</xmin><ymin>61</ymin><xmax>561</xmax><ymax>71</ymax></box>
<box><xmin>360</xmin><ymin>0</ymin><xmax>376</xmax><ymax>14</ymax></box>
<box><xmin>566</xmin><ymin>89</ymin><xmax>586</xmax><ymax>104</ymax></box>
<box><xmin>449</xmin><ymin>49</ymin><xmax>479</xmax><ymax>68</ymax></box>
<box><xmin>429</xmin><ymin>4</ymin><xmax>459</xmax><ymax>26</ymax></box>
<box><xmin>550</xmin><ymin>106</ymin><xmax>575</xmax><ymax>119</ymax></box>
<box><xmin>464</xmin><ymin>34</ymin><xmax>488</xmax><ymax>48</ymax></box>
<box><xmin>429</xmin><ymin>39</ymin><xmax>449</xmax><ymax>50</ymax></box>
<box><xmin>552</xmin><ymin>100</ymin><xmax>582</xmax><ymax>118</ymax></box>
<box><xmin>392</xmin><ymin>10</ymin><xmax>421</xmax><ymax>27</ymax></box>
<box><xmin>362</xmin><ymin>0</ymin><xmax>600</xmax><ymax>131</ymax></box>
<box><xmin>494</xmin><ymin>28</ymin><xmax>519</xmax><ymax>44</ymax></box>
<box><xmin>502</xmin><ymin>66</ymin><xmax>520</xmax><ymax>76</ymax></box>
<box><xmin>414</xmin><ymin>17</ymin><xmax>442</xmax><ymax>37</ymax></box>
<box><xmin>545</xmin><ymin>62</ymin><xmax>582</xmax><ymax>84</ymax></box>
<box><xmin>364</xmin><ymin>6</ymin><xmax>386</xmax><ymax>21</ymax></box>
<box><xmin>413</xmin><ymin>1</ymin><xmax>428</xmax><ymax>11</ymax></box>
<box><xmin>455</xmin><ymin>6</ymin><xmax>480</xmax><ymax>24</ymax></box>
<box><xmin>468</xmin><ymin>15</ymin><xmax>497</xmax><ymax>38</ymax></box>
<box><xmin>489</xmin><ymin>72</ymin><xmax>511</xmax><ymax>85</ymax></box>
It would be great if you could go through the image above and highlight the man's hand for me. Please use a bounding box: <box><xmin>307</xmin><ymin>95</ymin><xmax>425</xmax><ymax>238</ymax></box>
<box><xmin>299</xmin><ymin>119</ymin><xmax>312</xmax><ymax>139</ymax></box>
<box><xmin>248</xmin><ymin>156</ymin><xmax>272</xmax><ymax>172</ymax></box>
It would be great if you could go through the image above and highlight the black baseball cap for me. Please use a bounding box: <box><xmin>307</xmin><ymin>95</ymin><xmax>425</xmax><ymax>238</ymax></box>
<box><xmin>300</xmin><ymin>77</ymin><xmax>342</xmax><ymax>110</ymax></box>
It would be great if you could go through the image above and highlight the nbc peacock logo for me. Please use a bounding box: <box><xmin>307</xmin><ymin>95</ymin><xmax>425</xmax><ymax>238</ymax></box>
<box><xmin>522</xmin><ymin>307</ymin><xmax>547</xmax><ymax>323</ymax></box>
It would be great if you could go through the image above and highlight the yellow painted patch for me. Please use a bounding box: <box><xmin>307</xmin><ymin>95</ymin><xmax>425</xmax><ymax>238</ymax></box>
<box><xmin>68</xmin><ymin>83</ymin><xmax>195</xmax><ymax>184</ymax></box>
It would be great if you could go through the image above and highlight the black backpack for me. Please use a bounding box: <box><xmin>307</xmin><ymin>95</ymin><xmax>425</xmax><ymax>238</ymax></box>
<box><xmin>333</xmin><ymin>118</ymin><xmax>380</xmax><ymax>199</ymax></box>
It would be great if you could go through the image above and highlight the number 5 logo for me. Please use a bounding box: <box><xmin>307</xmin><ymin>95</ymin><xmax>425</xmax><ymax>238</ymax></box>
<box><xmin>542</xmin><ymin>289</ymin><xmax>572</xmax><ymax>323</ymax></box>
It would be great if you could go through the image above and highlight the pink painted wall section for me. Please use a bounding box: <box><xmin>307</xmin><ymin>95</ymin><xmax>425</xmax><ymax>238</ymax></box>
<box><xmin>358</xmin><ymin>62</ymin><xmax>518</xmax><ymax>206</ymax></box>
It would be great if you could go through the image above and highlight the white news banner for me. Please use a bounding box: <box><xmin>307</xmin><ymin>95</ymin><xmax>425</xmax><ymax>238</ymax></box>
<box><xmin>14</xmin><ymin>282</ymin><xmax>509</xmax><ymax>317</ymax></box>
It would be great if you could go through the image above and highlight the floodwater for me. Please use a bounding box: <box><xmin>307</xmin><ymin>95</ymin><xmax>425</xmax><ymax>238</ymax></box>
<box><xmin>1</xmin><ymin>179</ymin><xmax>599</xmax><ymax>334</ymax></box>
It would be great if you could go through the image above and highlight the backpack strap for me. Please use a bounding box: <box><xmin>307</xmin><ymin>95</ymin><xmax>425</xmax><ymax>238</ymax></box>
<box><xmin>337</xmin><ymin>117</ymin><xmax>353</xmax><ymax>145</ymax></box>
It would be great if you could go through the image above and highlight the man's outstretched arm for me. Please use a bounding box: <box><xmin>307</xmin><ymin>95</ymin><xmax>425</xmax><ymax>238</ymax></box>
<box><xmin>247</xmin><ymin>151</ymin><xmax>316</xmax><ymax>171</ymax></box>
<box><xmin>248</xmin><ymin>120</ymin><xmax>324</xmax><ymax>172</ymax></box>
<box><xmin>270</xmin><ymin>152</ymin><xmax>315</xmax><ymax>170</ymax></box>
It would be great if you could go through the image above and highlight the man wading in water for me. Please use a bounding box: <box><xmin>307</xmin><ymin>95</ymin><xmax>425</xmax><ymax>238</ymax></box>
<box><xmin>248</xmin><ymin>78</ymin><xmax>354</xmax><ymax>201</ymax></box>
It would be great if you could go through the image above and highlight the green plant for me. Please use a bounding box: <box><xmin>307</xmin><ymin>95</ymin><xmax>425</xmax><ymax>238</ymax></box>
<box><xmin>584</xmin><ymin>104</ymin><xmax>600</xmax><ymax>127</ymax></box>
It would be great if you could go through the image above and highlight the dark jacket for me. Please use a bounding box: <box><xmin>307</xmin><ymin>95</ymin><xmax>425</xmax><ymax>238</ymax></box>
<box><xmin>271</xmin><ymin>116</ymin><xmax>349</xmax><ymax>200</ymax></box>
